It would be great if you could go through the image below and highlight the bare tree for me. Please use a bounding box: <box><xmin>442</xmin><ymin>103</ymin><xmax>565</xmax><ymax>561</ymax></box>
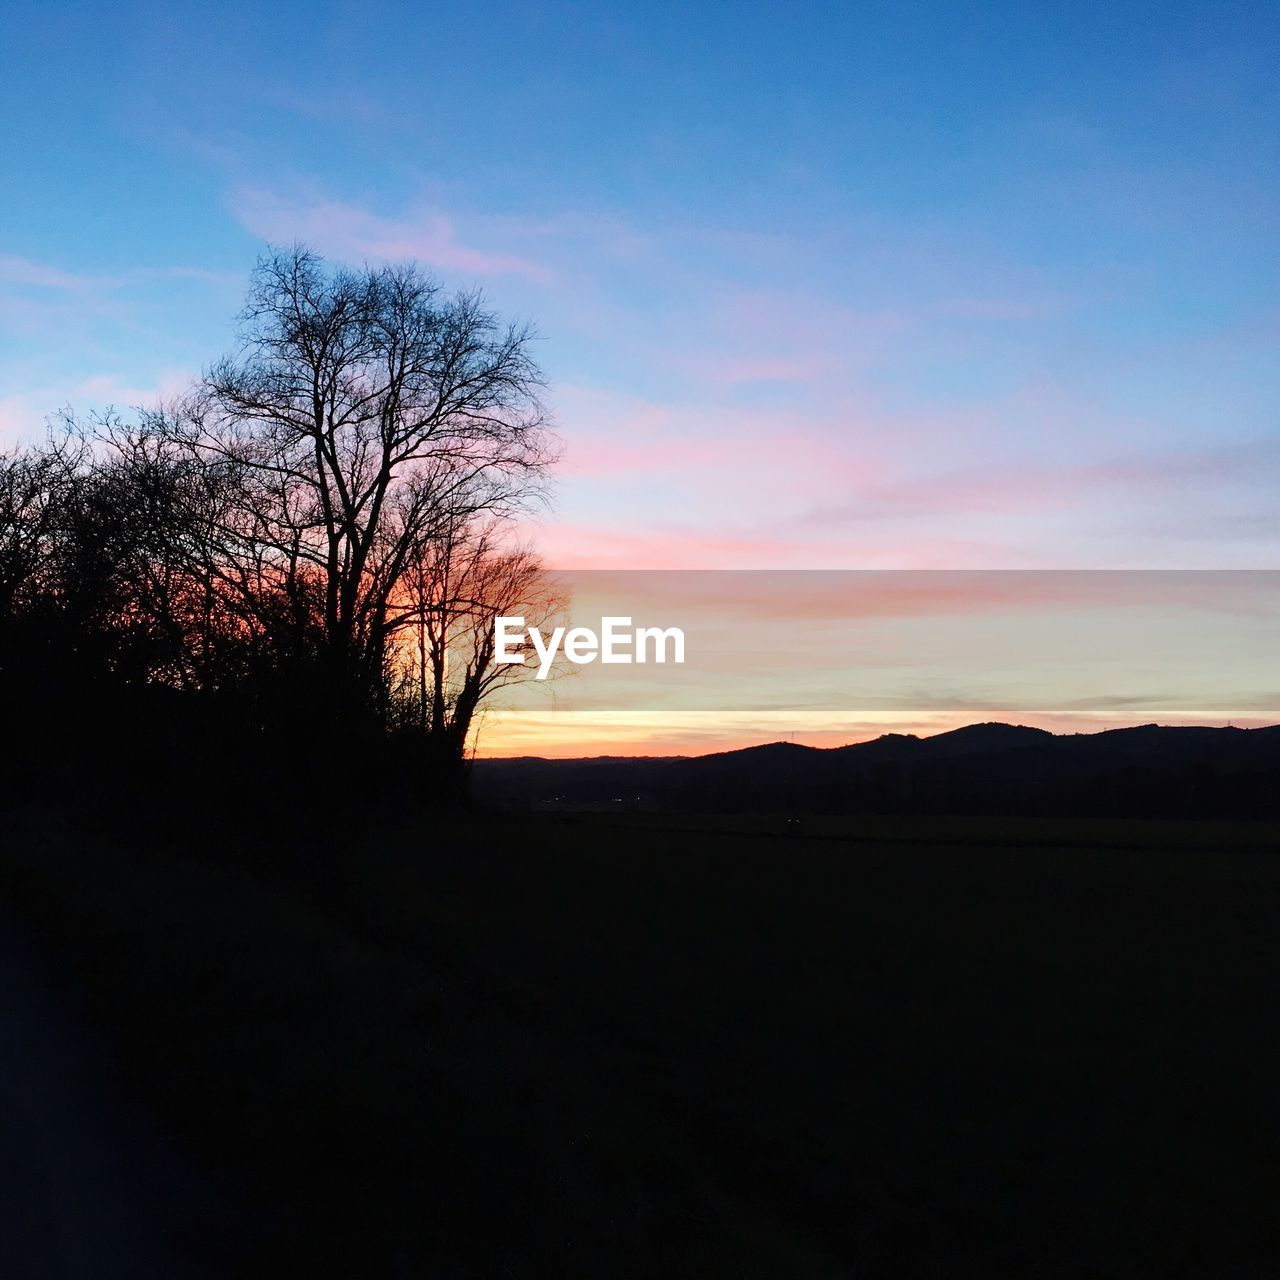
<box><xmin>158</xmin><ymin>245</ymin><xmax>555</xmax><ymax>718</ymax></box>
<box><xmin>391</xmin><ymin>514</ymin><xmax>564</xmax><ymax>760</ymax></box>
<box><xmin>4</xmin><ymin>247</ymin><xmax>560</xmax><ymax>798</ymax></box>
<box><xmin>0</xmin><ymin>434</ymin><xmax>84</xmax><ymax>621</ymax></box>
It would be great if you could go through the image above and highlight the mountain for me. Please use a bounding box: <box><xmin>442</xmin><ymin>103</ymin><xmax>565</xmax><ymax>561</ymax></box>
<box><xmin>472</xmin><ymin>723</ymin><xmax>1280</xmax><ymax>820</ymax></box>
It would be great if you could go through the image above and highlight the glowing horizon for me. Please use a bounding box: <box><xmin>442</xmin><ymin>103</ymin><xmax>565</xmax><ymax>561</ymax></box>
<box><xmin>471</xmin><ymin>708</ymin><xmax>1280</xmax><ymax>760</ymax></box>
<box><xmin>466</xmin><ymin>570</ymin><xmax>1280</xmax><ymax>757</ymax></box>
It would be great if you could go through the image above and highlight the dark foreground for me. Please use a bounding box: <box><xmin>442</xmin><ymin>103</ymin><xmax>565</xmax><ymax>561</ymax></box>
<box><xmin>3</xmin><ymin>808</ymin><xmax>1278</xmax><ymax>1277</ymax></box>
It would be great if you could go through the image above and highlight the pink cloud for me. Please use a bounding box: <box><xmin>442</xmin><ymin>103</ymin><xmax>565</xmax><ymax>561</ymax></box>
<box><xmin>73</xmin><ymin>369</ymin><xmax>194</xmax><ymax>406</ymax></box>
<box><xmin>661</xmin><ymin>285</ymin><xmax>1072</xmax><ymax>393</ymax></box>
<box><xmin>516</xmin><ymin>520</ymin><xmax>798</xmax><ymax>569</ymax></box>
<box><xmin>514</xmin><ymin>514</ymin><xmax>1015</xmax><ymax>570</ymax></box>
<box><xmin>0</xmin><ymin>393</ymin><xmax>40</xmax><ymax>443</ymax></box>
<box><xmin>0</xmin><ymin>370</ymin><xmax>194</xmax><ymax>447</ymax></box>
<box><xmin>231</xmin><ymin>188</ymin><xmax>552</xmax><ymax>282</ymax></box>
<box><xmin>552</xmin><ymin>383</ymin><xmax>885</xmax><ymax>485</ymax></box>
<box><xmin>676</xmin><ymin>353</ymin><xmax>837</xmax><ymax>386</ymax></box>
<box><xmin>796</xmin><ymin>437</ymin><xmax>1280</xmax><ymax>528</ymax></box>
<box><xmin>559</xmin><ymin>435</ymin><xmax>726</xmax><ymax>478</ymax></box>
<box><xmin>536</xmin><ymin>378</ymin><xmax>1280</xmax><ymax>571</ymax></box>
<box><xmin>0</xmin><ymin>255</ymin><xmax>119</xmax><ymax>290</ymax></box>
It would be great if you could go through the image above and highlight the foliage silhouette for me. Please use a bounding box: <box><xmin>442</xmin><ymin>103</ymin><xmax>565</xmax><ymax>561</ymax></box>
<box><xmin>0</xmin><ymin>246</ymin><xmax>557</xmax><ymax>811</ymax></box>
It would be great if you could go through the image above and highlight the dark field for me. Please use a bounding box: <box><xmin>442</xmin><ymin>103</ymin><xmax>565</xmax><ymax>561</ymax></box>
<box><xmin>4</xmin><ymin>810</ymin><xmax>1279</xmax><ymax>1277</ymax></box>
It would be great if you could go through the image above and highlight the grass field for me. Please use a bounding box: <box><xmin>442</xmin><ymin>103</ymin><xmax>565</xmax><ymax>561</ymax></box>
<box><xmin>4</xmin><ymin>807</ymin><xmax>1279</xmax><ymax>1276</ymax></box>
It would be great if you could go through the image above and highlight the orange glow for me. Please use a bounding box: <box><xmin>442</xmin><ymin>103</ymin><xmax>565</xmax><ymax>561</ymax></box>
<box><xmin>470</xmin><ymin>708</ymin><xmax>1279</xmax><ymax>759</ymax></box>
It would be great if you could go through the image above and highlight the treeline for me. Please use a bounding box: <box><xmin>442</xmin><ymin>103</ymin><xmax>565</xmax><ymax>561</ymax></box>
<box><xmin>0</xmin><ymin>247</ymin><xmax>558</xmax><ymax>817</ymax></box>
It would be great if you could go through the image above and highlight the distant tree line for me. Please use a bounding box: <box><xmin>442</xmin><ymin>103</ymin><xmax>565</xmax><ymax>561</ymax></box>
<box><xmin>0</xmin><ymin>247</ymin><xmax>559</xmax><ymax>812</ymax></box>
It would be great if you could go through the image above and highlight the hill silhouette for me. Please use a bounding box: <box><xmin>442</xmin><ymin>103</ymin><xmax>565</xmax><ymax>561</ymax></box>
<box><xmin>474</xmin><ymin>722</ymin><xmax>1280</xmax><ymax>819</ymax></box>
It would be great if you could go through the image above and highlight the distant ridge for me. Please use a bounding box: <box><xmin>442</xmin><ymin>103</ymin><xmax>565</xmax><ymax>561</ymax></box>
<box><xmin>473</xmin><ymin>723</ymin><xmax>1280</xmax><ymax>820</ymax></box>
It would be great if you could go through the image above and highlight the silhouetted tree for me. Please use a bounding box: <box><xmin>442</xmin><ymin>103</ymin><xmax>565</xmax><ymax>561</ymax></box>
<box><xmin>2</xmin><ymin>245</ymin><xmax>559</xmax><ymax>805</ymax></box>
<box><xmin>390</xmin><ymin>513</ymin><xmax>564</xmax><ymax>759</ymax></box>
<box><xmin>152</xmin><ymin>245</ymin><xmax>554</xmax><ymax>726</ymax></box>
<box><xmin>0</xmin><ymin>435</ymin><xmax>82</xmax><ymax>622</ymax></box>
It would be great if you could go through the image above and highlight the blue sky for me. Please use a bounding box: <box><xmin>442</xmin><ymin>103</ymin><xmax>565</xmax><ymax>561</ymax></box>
<box><xmin>2</xmin><ymin>0</ymin><xmax>1277</xmax><ymax>568</ymax></box>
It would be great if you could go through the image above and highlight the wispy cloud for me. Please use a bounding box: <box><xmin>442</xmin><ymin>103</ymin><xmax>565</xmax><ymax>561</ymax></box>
<box><xmin>795</xmin><ymin>436</ymin><xmax>1280</xmax><ymax>528</ymax></box>
<box><xmin>0</xmin><ymin>370</ymin><xmax>194</xmax><ymax>446</ymax></box>
<box><xmin>230</xmin><ymin>187</ymin><xmax>553</xmax><ymax>282</ymax></box>
<box><xmin>0</xmin><ymin>254</ymin><xmax>121</xmax><ymax>290</ymax></box>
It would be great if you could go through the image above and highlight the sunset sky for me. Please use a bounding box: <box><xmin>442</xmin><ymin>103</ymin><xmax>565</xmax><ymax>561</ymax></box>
<box><xmin>2</xmin><ymin>2</ymin><xmax>1277</xmax><ymax>752</ymax></box>
<box><xmin>482</xmin><ymin>570</ymin><xmax>1280</xmax><ymax>755</ymax></box>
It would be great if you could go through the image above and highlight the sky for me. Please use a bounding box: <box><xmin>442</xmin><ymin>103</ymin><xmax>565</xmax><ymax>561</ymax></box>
<box><xmin>482</xmin><ymin>569</ymin><xmax>1280</xmax><ymax>754</ymax></box>
<box><xmin>2</xmin><ymin>0</ymin><xmax>1277</xmax><ymax>569</ymax></box>
<box><xmin>1</xmin><ymin>2</ymin><xmax>1277</xmax><ymax>751</ymax></box>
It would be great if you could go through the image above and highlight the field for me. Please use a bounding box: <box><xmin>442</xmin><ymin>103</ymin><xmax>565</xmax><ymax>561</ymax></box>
<box><xmin>4</xmin><ymin>807</ymin><xmax>1279</xmax><ymax>1276</ymax></box>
